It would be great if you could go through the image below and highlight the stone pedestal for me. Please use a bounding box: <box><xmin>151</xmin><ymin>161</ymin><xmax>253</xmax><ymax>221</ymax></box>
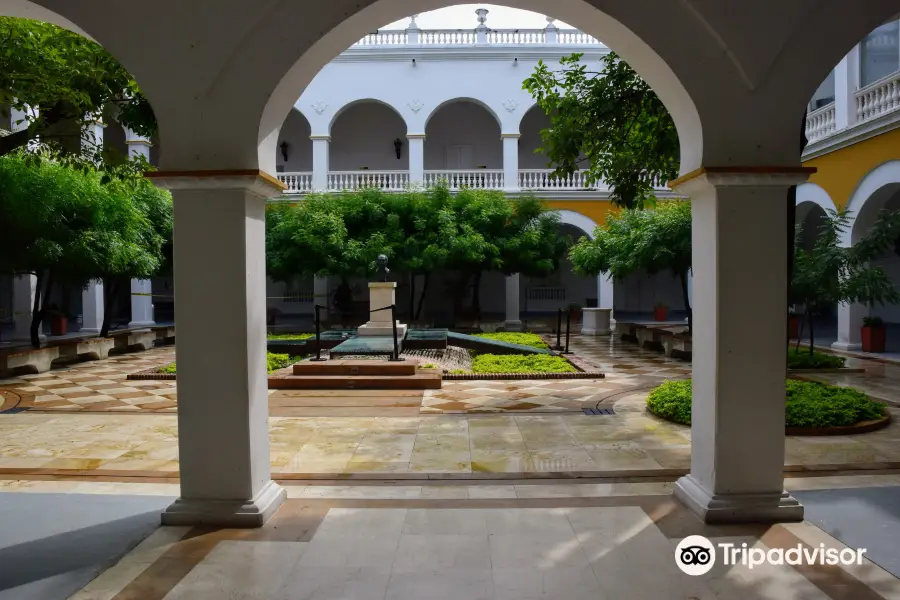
<box><xmin>358</xmin><ymin>281</ymin><xmax>408</xmax><ymax>337</ymax></box>
<box><xmin>581</xmin><ymin>307</ymin><xmax>612</xmax><ymax>335</ymax></box>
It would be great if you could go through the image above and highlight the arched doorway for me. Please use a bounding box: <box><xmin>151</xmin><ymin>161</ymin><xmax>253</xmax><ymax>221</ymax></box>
<box><xmin>424</xmin><ymin>99</ymin><xmax>502</xmax><ymax>188</ymax></box>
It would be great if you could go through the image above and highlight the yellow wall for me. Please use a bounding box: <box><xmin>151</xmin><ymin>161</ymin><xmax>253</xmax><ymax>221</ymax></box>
<box><xmin>545</xmin><ymin>199</ymin><xmax>616</xmax><ymax>227</ymax></box>
<box><xmin>804</xmin><ymin>127</ymin><xmax>900</xmax><ymax>209</ymax></box>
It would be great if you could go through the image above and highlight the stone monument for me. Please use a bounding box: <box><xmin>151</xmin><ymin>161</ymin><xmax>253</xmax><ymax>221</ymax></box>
<box><xmin>357</xmin><ymin>254</ymin><xmax>409</xmax><ymax>337</ymax></box>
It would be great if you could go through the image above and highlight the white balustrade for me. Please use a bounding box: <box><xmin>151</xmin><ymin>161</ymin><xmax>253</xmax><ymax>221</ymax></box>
<box><xmin>855</xmin><ymin>71</ymin><xmax>900</xmax><ymax>124</ymax></box>
<box><xmin>526</xmin><ymin>286</ymin><xmax>567</xmax><ymax>302</ymax></box>
<box><xmin>277</xmin><ymin>172</ymin><xmax>313</xmax><ymax>194</ymax></box>
<box><xmin>326</xmin><ymin>170</ymin><xmax>410</xmax><ymax>191</ymax></box>
<box><xmin>486</xmin><ymin>29</ymin><xmax>545</xmax><ymax>44</ymax></box>
<box><xmin>518</xmin><ymin>169</ymin><xmax>592</xmax><ymax>190</ymax></box>
<box><xmin>351</xmin><ymin>27</ymin><xmax>603</xmax><ymax>47</ymax></box>
<box><xmin>419</xmin><ymin>29</ymin><xmax>477</xmax><ymax>45</ymax></box>
<box><xmin>557</xmin><ymin>30</ymin><xmax>602</xmax><ymax>45</ymax></box>
<box><xmin>423</xmin><ymin>169</ymin><xmax>504</xmax><ymax>190</ymax></box>
<box><xmin>805</xmin><ymin>103</ymin><xmax>836</xmax><ymax>142</ymax></box>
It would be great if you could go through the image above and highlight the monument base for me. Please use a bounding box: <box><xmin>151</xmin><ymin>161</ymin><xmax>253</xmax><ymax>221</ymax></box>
<box><xmin>357</xmin><ymin>322</ymin><xmax>408</xmax><ymax>338</ymax></box>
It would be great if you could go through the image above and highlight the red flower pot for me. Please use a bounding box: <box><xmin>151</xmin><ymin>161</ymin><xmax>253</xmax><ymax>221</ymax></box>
<box><xmin>861</xmin><ymin>325</ymin><xmax>886</xmax><ymax>353</ymax></box>
<box><xmin>788</xmin><ymin>315</ymin><xmax>800</xmax><ymax>339</ymax></box>
<box><xmin>50</xmin><ymin>314</ymin><xmax>67</xmax><ymax>336</ymax></box>
<box><xmin>653</xmin><ymin>307</ymin><xmax>668</xmax><ymax>322</ymax></box>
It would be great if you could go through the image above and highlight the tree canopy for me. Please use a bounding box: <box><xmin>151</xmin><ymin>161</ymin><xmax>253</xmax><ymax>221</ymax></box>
<box><xmin>523</xmin><ymin>52</ymin><xmax>678</xmax><ymax>209</ymax></box>
<box><xmin>569</xmin><ymin>200</ymin><xmax>692</xmax><ymax>329</ymax></box>
<box><xmin>0</xmin><ymin>16</ymin><xmax>156</xmax><ymax>158</ymax></box>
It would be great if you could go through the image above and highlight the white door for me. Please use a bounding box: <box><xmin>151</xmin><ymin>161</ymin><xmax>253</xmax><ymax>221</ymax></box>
<box><xmin>446</xmin><ymin>145</ymin><xmax>475</xmax><ymax>169</ymax></box>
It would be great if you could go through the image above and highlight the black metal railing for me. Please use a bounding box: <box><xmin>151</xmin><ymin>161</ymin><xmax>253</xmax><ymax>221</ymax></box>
<box><xmin>311</xmin><ymin>303</ymin><xmax>403</xmax><ymax>361</ymax></box>
<box><xmin>554</xmin><ymin>307</ymin><xmax>572</xmax><ymax>354</ymax></box>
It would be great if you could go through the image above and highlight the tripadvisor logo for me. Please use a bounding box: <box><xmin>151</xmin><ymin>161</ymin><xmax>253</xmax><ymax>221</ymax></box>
<box><xmin>675</xmin><ymin>535</ymin><xmax>866</xmax><ymax>576</ymax></box>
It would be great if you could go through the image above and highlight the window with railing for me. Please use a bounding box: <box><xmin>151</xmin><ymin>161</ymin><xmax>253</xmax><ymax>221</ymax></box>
<box><xmin>861</xmin><ymin>20</ymin><xmax>900</xmax><ymax>88</ymax></box>
<box><xmin>809</xmin><ymin>69</ymin><xmax>836</xmax><ymax>111</ymax></box>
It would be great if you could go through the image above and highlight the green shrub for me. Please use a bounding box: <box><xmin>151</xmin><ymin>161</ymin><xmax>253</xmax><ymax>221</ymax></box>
<box><xmin>646</xmin><ymin>379</ymin><xmax>885</xmax><ymax>428</ymax></box>
<box><xmin>471</xmin><ymin>353</ymin><xmax>577</xmax><ymax>374</ymax></box>
<box><xmin>473</xmin><ymin>332</ymin><xmax>549</xmax><ymax>350</ymax></box>
<box><xmin>267</xmin><ymin>333</ymin><xmax>314</xmax><ymax>340</ymax></box>
<box><xmin>787</xmin><ymin>348</ymin><xmax>845</xmax><ymax>369</ymax></box>
<box><xmin>158</xmin><ymin>352</ymin><xmax>299</xmax><ymax>375</ymax></box>
<box><xmin>448</xmin><ymin>369</ymin><xmax>467</xmax><ymax>375</ymax></box>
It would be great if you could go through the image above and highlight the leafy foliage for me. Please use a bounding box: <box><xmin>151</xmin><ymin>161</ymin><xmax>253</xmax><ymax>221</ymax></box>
<box><xmin>569</xmin><ymin>200</ymin><xmax>692</xmax><ymax>329</ymax></box>
<box><xmin>523</xmin><ymin>52</ymin><xmax>678</xmax><ymax>209</ymax></box>
<box><xmin>267</xmin><ymin>333</ymin><xmax>315</xmax><ymax>340</ymax></box>
<box><xmin>792</xmin><ymin>208</ymin><xmax>900</xmax><ymax>353</ymax></box>
<box><xmin>473</xmin><ymin>332</ymin><xmax>549</xmax><ymax>350</ymax></box>
<box><xmin>786</xmin><ymin>348</ymin><xmax>845</xmax><ymax>370</ymax></box>
<box><xmin>159</xmin><ymin>352</ymin><xmax>301</xmax><ymax>375</ymax></box>
<box><xmin>0</xmin><ymin>17</ymin><xmax>156</xmax><ymax>158</ymax></box>
<box><xmin>157</xmin><ymin>363</ymin><xmax>178</xmax><ymax>374</ymax></box>
<box><xmin>646</xmin><ymin>379</ymin><xmax>885</xmax><ymax>427</ymax></box>
<box><xmin>470</xmin><ymin>353</ymin><xmax>577</xmax><ymax>374</ymax></box>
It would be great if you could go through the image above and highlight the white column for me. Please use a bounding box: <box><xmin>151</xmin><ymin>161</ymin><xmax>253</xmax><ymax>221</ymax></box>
<box><xmin>673</xmin><ymin>169</ymin><xmax>810</xmax><ymax>524</ymax></box>
<box><xmin>158</xmin><ymin>172</ymin><xmax>285</xmax><ymax>527</ymax></box>
<box><xmin>597</xmin><ymin>273</ymin><xmax>616</xmax><ymax>328</ymax></box>
<box><xmin>502</xmin><ymin>134</ymin><xmax>519</xmax><ymax>192</ymax></box>
<box><xmin>313</xmin><ymin>275</ymin><xmax>329</xmax><ymax>320</ymax></box>
<box><xmin>685</xmin><ymin>270</ymin><xmax>694</xmax><ymax>324</ymax></box>
<box><xmin>12</xmin><ymin>276</ymin><xmax>42</xmax><ymax>341</ymax></box>
<box><xmin>407</xmin><ymin>134</ymin><xmax>425</xmax><ymax>185</ymax></box>
<box><xmin>833</xmin><ymin>302</ymin><xmax>866</xmax><ymax>351</ymax></box>
<box><xmin>311</xmin><ymin>135</ymin><xmax>330</xmax><ymax>191</ymax></box>
<box><xmin>505</xmin><ymin>274</ymin><xmax>522</xmax><ymax>330</ymax></box>
<box><xmin>833</xmin><ymin>46</ymin><xmax>859</xmax><ymax>131</ymax></box>
<box><xmin>124</xmin><ymin>127</ymin><xmax>152</xmax><ymax>161</ymax></box>
<box><xmin>128</xmin><ymin>279</ymin><xmax>155</xmax><ymax>327</ymax></box>
<box><xmin>81</xmin><ymin>114</ymin><xmax>105</xmax><ymax>156</ymax></box>
<box><xmin>81</xmin><ymin>281</ymin><xmax>104</xmax><ymax>333</ymax></box>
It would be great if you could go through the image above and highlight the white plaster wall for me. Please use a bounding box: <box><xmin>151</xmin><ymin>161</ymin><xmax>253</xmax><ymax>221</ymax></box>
<box><xmin>330</xmin><ymin>103</ymin><xmax>408</xmax><ymax>170</ymax></box>
<box><xmin>424</xmin><ymin>102</ymin><xmax>501</xmax><ymax>169</ymax></box>
<box><xmin>277</xmin><ymin>109</ymin><xmax>313</xmax><ymax>172</ymax></box>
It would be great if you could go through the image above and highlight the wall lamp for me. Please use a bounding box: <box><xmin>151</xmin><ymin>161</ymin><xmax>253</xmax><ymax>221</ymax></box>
<box><xmin>279</xmin><ymin>140</ymin><xmax>290</xmax><ymax>162</ymax></box>
<box><xmin>393</xmin><ymin>138</ymin><xmax>403</xmax><ymax>159</ymax></box>
<box><xmin>411</xmin><ymin>58</ymin><xmax>416</xmax><ymax>66</ymax></box>
<box><xmin>513</xmin><ymin>57</ymin><xmax>518</xmax><ymax>66</ymax></box>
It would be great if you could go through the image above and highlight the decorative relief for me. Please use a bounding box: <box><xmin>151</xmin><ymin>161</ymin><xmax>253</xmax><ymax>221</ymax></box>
<box><xmin>502</xmin><ymin>99</ymin><xmax>519</xmax><ymax>112</ymax></box>
<box><xmin>408</xmin><ymin>100</ymin><xmax>424</xmax><ymax>113</ymax></box>
<box><xmin>311</xmin><ymin>101</ymin><xmax>328</xmax><ymax>114</ymax></box>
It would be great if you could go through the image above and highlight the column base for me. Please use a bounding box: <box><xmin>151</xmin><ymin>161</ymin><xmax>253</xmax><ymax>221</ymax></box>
<box><xmin>674</xmin><ymin>475</ymin><xmax>804</xmax><ymax>524</ymax></box>
<box><xmin>831</xmin><ymin>341</ymin><xmax>862</xmax><ymax>352</ymax></box>
<box><xmin>80</xmin><ymin>328</ymin><xmax>102</xmax><ymax>334</ymax></box>
<box><xmin>128</xmin><ymin>321</ymin><xmax>156</xmax><ymax>328</ymax></box>
<box><xmin>161</xmin><ymin>480</ymin><xmax>286</xmax><ymax>528</ymax></box>
<box><xmin>503</xmin><ymin>320</ymin><xmax>522</xmax><ymax>332</ymax></box>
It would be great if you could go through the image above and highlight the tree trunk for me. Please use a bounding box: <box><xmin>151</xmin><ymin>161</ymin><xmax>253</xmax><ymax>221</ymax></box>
<box><xmin>472</xmin><ymin>271</ymin><xmax>483</xmax><ymax>320</ymax></box>
<box><xmin>100</xmin><ymin>277</ymin><xmax>117</xmax><ymax>338</ymax></box>
<box><xmin>29</xmin><ymin>271</ymin><xmax>45</xmax><ymax>348</ymax></box>
<box><xmin>807</xmin><ymin>309</ymin><xmax>816</xmax><ymax>356</ymax></box>
<box><xmin>415</xmin><ymin>273</ymin><xmax>431</xmax><ymax>321</ymax></box>
<box><xmin>678</xmin><ymin>269</ymin><xmax>692</xmax><ymax>334</ymax></box>
<box><xmin>408</xmin><ymin>273</ymin><xmax>416</xmax><ymax>321</ymax></box>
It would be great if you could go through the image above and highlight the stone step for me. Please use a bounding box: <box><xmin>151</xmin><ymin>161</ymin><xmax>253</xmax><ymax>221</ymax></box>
<box><xmin>292</xmin><ymin>360</ymin><xmax>416</xmax><ymax>376</ymax></box>
<box><xmin>269</xmin><ymin>373</ymin><xmax>442</xmax><ymax>390</ymax></box>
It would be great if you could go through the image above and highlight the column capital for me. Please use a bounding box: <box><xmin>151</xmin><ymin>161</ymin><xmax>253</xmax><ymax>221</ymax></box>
<box><xmin>145</xmin><ymin>169</ymin><xmax>286</xmax><ymax>197</ymax></box>
<box><xmin>500</xmin><ymin>133</ymin><xmax>521</xmax><ymax>139</ymax></box>
<box><xmin>309</xmin><ymin>135</ymin><xmax>331</xmax><ymax>142</ymax></box>
<box><xmin>670</xmin><ymin>166</ymin><xmax>817</xmax><ymax>195</ymax></box>
<box><xmin>406</xmin><ymin>133</ymin><xmax>426</xmax><ymax>139</ymax></box>
<box><xmin>124</xmin><ymin>128</ymin><xmax>152</xmax><ymax>145</ymax></box>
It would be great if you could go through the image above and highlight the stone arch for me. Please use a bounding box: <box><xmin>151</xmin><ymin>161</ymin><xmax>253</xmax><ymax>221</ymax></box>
<box><xmin>422</xmin><ymin>97</ymin><xmax>502</xmax><ymax>131</ymax></box>
<box><xmin>328</xmin><ymin>99</ymin><xmax>409</xmax><ymax>170</ymax></box>
<box><xmin>845</xmin><ymin>160</ymin><xmax>900</xmax><ymax>246</ymax></box>
<box><xmin>326</xmin><ymin>98</ymin><xmax>409</xmax><ymax>135</ymax></box>
<box><xmin>554</xmin><ymin>209</ymin><xmax>599</xmax><ymax>240</ymax></box>
<box><xmin>795</xmin><ymin>183</ymin><xmax>837</xmax><ymax>224</ymax></box>
<box><xmin>424</xmin><ymin>98</ymin><xmax>502</xmax><ymax>170</ymax></box>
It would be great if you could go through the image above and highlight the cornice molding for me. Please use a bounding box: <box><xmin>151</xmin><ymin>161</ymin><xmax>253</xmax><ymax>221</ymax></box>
<box><xmin>802</xmin><ymin>109</ymin><xmax>900</xmax><ymax>161</ymax></box>
<box><xmin>670</xmin><ymin>166</ymin><xmax>816</xmax><ymax>195</ymax></box>
<box><xmin>330</xmin><ymin>45</ymin><xmax>610</xmax><ymax>64</ymax></box>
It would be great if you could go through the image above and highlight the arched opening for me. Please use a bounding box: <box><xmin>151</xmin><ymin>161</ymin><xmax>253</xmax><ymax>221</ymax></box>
<box><xmin>518</xmin><ymin>104</ymin><xmax>551</xmax><ymax>169</ymax></box>
<box><xmin>424</xmin><ymin>99</ymin><xmax>502</xmax><ymax>177</ymax></box>
<box><xmin>275</xmin><ymin>109</ymin><xmax>313</xmax><ymax>174</ymax></box>
<box><xmin>330</xmin><ymin>100</ymin><xmax>408</xmax><ymax>172</ymax></box>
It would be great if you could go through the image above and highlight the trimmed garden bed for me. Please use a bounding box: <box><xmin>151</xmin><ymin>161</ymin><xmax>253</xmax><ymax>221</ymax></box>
<box><xmin>128</xmin><ymin>352</ymin><xmax>304</xmax><ymax>381</ymax></box>
<box><xmin>645</xmin><ymin>378</ymin><xmax>890</xmax><ymax>435</ymax></box>
<box><xmin>786</xmin><ymin>347</ymin><xmax>865</xmax><ymax>374</ymax></box>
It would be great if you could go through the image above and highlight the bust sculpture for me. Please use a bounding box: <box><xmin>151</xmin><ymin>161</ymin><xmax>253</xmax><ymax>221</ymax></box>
<box><xmin>376</xmin><ymin>254</ymin><xmax>390</xmax><ymax>282</ymax></box>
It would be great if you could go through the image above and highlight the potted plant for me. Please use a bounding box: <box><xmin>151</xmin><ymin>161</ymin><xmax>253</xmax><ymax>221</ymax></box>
<box><xmin>568</xmin><ymin>302</ymin><xmax>583</xmax><ymax>322</ymax></box>
<box><xmin>861</xmin><ymin>316</ymin><xmax>886</xmax><ymax>353</ymax></box>
<box><xmin>45</xmin><ymin>305</ymin><xmax>68</xmax><ymax>336</ymax></box>
<box><xmin>653</xmin><ymin>302</ymin><xmax>668</xmax><ymax>322</ymax></box>
<box><xmin>788</xmin><ymin>308</ymin><xmax>800</xmax><ymax>339</ymax></box>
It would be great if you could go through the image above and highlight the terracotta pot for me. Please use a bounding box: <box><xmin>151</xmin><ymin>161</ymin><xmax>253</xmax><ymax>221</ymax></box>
<box><xmin>50</xmin><ymin>314</ymin><xmax>67</xmax><ymax>336</ymax></box>
<box><xmin>788</xmin><ymin>315</ymin><xmax>800</xmax><ymax>339</ymax></box>
<box><xmin>861</xmin><ymin>325</ymin><xmax>886</xmax><ymax>353</ymax></box>
<box><xmin>653</xmin><ymin>307</ymin><xmax>668</xmax><ymax>322</ymax></box>
<box><xmin>568</xmin><ymin>308</ymin><xmax>582</xmax><ymax>322</ymax></box>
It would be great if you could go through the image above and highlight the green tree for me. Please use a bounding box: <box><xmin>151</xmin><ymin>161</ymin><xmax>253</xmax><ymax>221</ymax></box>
<box><xmin>792</xmin><ymin>208</ymin><xmax>900</xmax><ymax>353</ymax></box>
<box><xmin>523</xmin><ymin>52</ymin><xmax>678</xmax><ymax>210</ymax></box>
<box><xmin>569</xmin><ymin>200</ymin><xmax>693</xmax><ymax>330</ymax></box>
<box><xmin>0</xmin><ymin>17</ymin><xmax>155</xmax><ymax>158</ymax></box>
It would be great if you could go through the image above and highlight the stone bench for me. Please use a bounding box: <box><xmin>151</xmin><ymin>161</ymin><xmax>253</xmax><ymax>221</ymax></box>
<box><xmin>0</xmin><ymin>346</ymin><xmax>60</xmax><ymax>375</ymax></box>
<box><xmin>617</xmin><ymin>322</ymin><xmax>641</xmax><ymax>342</ymax></box>
<box><xmin>153</xmin><ymin>325</ymin><xmax>175</xmax><ymax>344</ymax></box>
<box><xmin>111</xmin><ymin>329</ymin><xmax>156</xmax><ymax>352</ymax></box>
<box><xmin>57</xmin><ymin>337</ymin><xmax>116</xmax><ymax>361</ymax></box>
<box><xmin>662</xmin><ymin>331</ymin><xmax>693</xmax><ymax>359</ymax></box>
<box><xmin>635</xmin><ymin>325</ymin><xmax>667</xmax><ymax>350</ymax></box>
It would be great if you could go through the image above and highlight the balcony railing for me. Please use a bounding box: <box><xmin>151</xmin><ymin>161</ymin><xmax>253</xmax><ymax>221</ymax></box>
<box><xmin>423</xmin><ymin>169</ymin><xmax>504</xmax><ymax>190</ymax></box>
<box><xmin>351</xmin><ymin>27</ymin><xmax>601</xmax><ymax>47</ymax></box>
<box><xmin>326</xmin><ymin>170</ymin><xmax>410</xmax><ymax>191</ymax></box>
<box><xmin>805</xmin><ymin>103</ymin><xmax>836</xmax><ymax>143</ymax></box>
<box><xmin>519</xmin><ymin>169</ymin><xmax>591</xmax><ymax>190</ymax></box>
<box><xmin>280</xmin><ymin>172</ymin><xmax>313</xmax><ymax>194</ymax></box>
<box><xmin>855</xmin><ymin>71</ymin><xmax>900</xmax><ymax>123</ymax></box>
